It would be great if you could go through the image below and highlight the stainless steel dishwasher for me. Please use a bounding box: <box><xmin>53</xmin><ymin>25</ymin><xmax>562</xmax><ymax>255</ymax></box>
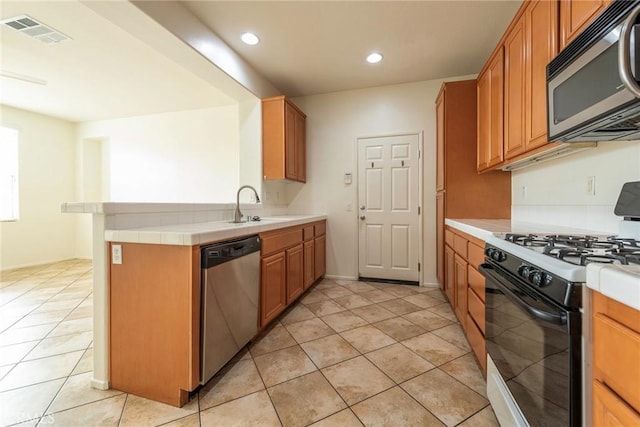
<box><xmin>200</xmin><ymin>235</ymin><xmax>261</xmax><ymax>385</ymax></box>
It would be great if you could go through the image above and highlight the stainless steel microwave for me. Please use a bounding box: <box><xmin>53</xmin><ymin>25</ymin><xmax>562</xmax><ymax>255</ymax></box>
<box><xmin>548</xmin><ymin>1</ymin><xmax>640</xmax><ymax>142</ymax></box>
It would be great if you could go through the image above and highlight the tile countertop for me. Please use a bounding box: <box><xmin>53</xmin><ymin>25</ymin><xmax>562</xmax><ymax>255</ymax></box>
<box><xmin>446</xmin><ymin>218</ymin><xmax>640</xmax><ymax>311</ymax></box>
<box><xmin>587</xmin><ymin>264</ymin><xmax>640</xmax><ymax>311</ymax></box>
<box><xmin>105</xmin><ymin>214</ymin><xmax>327</xmax><ymax>246</ymax></box>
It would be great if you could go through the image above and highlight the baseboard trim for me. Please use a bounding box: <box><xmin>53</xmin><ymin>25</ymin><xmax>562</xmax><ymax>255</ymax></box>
<box><xmin>324</xmin><ymin>274</ymin><xmax>358</xmax><ymax>281</ymax></box>
<box><xmin>91</xmin><ymin>378</ymin><xmax>110</xmax><ymax>390</ymax></box>
<box><xmin>1</xmin><ymin>257</ymin><xmax>89</xmax><ymax>273</ymax></box>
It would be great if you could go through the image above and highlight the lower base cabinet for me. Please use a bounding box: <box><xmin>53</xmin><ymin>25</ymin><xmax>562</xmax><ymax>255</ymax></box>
<box><xmin>259</xmin><ymin>220</ymin><xmax>326</xmax><ymax>328</ymax></box>
<box><xmin>592</xmin><ymin>291</ymin><xmax>640</xmax><ymax>423</ymax></box>
<box><xmin>443</xmin><ymin>226</ymin><xmax>487</xmax><ymax>375</ymax></box>
<box><xmin>260</xmin><ymin>252</ymin><xmax>287</xmax><ymax>326</ymax></box>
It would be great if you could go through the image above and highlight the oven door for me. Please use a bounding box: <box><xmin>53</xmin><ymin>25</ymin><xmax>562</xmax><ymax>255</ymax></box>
<box><xmin>480</xmin><ymin>263</ymin><xmax>581</xmax><ymax>427</ymax></box>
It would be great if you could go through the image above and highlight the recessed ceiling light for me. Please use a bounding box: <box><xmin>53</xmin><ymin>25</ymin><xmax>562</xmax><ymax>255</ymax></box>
<box><xmin>366</xmin><ymin>52</ymin><xmax>383</xmax><ymax>64</ymax></box>
<box><xmin>241</xmin><ymin>32</ymin><xmax>259</xmax><ymax>45</ymax></box>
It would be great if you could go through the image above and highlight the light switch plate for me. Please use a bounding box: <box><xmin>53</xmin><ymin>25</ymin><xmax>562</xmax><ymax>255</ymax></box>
<box><xmin>112</xmin><ymin>244</ymin><xmax>122</xmax><ymax>264</ymax></box>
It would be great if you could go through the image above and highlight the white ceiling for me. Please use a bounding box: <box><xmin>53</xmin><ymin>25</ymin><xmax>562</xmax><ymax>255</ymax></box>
<box><xmin>0</xmin><ymin>1</ymin><xmax>236</xmax><ymax>123</ymax></box>
<box><xmin>0</xmin><ymin>1</ymin><xmax>522</xmax><ymax>123</ymax></box>
<box><xmin>183</xmin><ymin>1</ymin><xmax>522</xmax><ymax>96</ymax></box>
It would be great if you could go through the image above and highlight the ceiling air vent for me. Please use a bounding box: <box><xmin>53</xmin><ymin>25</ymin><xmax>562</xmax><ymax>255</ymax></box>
<box><xmin>1</xmin><ymin>15</ymin><xmax>71</xmax><ymax>44</ymax></box>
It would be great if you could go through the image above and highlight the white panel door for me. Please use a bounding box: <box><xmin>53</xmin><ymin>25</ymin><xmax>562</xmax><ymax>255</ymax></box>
<box><xmin>358</xmin><ymin>134</ymin><xmax>420</xmax><ymax>282</ymax></box>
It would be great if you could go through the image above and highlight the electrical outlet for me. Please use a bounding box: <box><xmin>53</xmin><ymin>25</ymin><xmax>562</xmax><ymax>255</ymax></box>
<box><xmin>346</xmin><ymin>202</ymin><xmax>353</xmax><ymax>212</ymax></box>
<box><xmin>521</xmin><ymin>186</ymin><xmax>527</xmax><ymax>199</ymax></box>
<box><xmin>586</xmin><ymin>176</ymin><xmax>596</xmax><ymax>196</ymax></box>
<box><xmin>112</xmin><ymin>244</ymin><xmax>122</xmax><ymax>264</ymax></box>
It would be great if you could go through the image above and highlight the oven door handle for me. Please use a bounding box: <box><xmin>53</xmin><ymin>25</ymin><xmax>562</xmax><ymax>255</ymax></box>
<box><xmin>479</xmin><ymin>264</ymin><xmax>567</xmax><ymax>326</ymax></box>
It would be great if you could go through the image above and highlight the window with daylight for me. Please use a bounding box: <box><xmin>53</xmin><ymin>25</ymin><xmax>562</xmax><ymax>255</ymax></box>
<box><xmin>0</xmin><ymin>126</ymin><xmax>19</xmax><ymax>221</ymax></box>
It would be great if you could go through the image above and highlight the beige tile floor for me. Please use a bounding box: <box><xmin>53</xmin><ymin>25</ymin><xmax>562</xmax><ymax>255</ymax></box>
<box><xmin>0</xmin><ymin>260</ymin><xmax>499</xmax><ymax>427</ymax></box>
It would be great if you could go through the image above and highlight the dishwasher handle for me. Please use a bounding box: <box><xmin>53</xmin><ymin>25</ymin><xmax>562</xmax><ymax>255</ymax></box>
<box><xmin>201</xmin><ymin>235</ymin><xmax>261</xmax><ymax>268</ymax></box>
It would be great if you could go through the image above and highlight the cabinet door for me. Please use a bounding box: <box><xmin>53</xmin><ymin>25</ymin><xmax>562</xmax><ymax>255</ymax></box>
<box><xmin>593</xmin><ymin>380</ymin><xmax>640</xmax><ymax>427</ymax></box>
<box><xmin>436</xmin><ymin>87</ymin><xmax>445</xmax><ymax>191</ymax></box>
<box><xmin>526</xmin><ymin>0</ymin><xmax>558</xmax><ymax>151</ymax></box>
<box><xmin>303</xmin><ymin>240</ymin><xmax>315</xmax><ymax>289</ymax></box>
<box><xmin>436</xmin><ymin>192</ymin><xmax>445</xmax><ymax>287</ymax></box>
<box><xmin>260</xmin><ymin>252</ymin><xmax>287</xmax><ymax>327</ymax></box>
<box><xmin>560</xmin><ymin>0</ymin><xmax>611</xmax><ymax>49</ymax></box>
<box><xmin>445</xmin><ymin>245</ymin><xmax>455</xmax><ymax>304</ymax></box>
<box><xmin>477</xmin><ymin>49</ymin><xmax>504</xmax><ymax>171</ymax></box>
<box><xmin>504</xmin><ymin>16</ymin><xmax>526</xmax><ymax>160</ymax></box>
<box><xmin>454</xmin><ymin>253</ymin><xmax>468</xmax><ymax>329</ymax></box>
<box><xmin>477</xmin><ymin>70</ymin><xmax>491</xmax><ymax>171</ymax></box>
<box><xmin>488</xmin><ymin>49</ymin><xmax>505</xmax><ymax>169</ymax></box>
<box><xmin>295</xmin><ymin>111</ymin><xmax>306</xmax><ymax>183</ymax></box>
<box><xmin>284</xmin><ymin>102</ymin><xmax>297</xmax><ymax>181</ymax></box>
<box><xmin>314</xmin><ymin>234</ymin><xmax>326</xmax><ymax>280</ymax></box>
<box><xmin>286</xmin><ymin>244</ymin><xmax>304</xmax><ymax>304</ymax></box>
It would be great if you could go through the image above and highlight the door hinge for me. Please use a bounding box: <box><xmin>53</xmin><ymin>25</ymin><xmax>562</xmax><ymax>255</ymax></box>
<box><xmin>418</xmin><ymin>262</ymin><xmax>421</xmax><ymax>272</ymax></box>
<box><xmin>418</xmin><ymin>150</ymin><xmax>421</xmax><ymax>159</ymax></box>
<box><xmin>418</xmin><ymin>206</ymin><xmax>421</xmax><ymax>215</ymax></box>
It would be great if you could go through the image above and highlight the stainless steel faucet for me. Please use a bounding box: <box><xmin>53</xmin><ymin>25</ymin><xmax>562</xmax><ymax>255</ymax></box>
<box><xmin>234</xmin><ymin>185</ymin><xmax>261</xmax><ymax>223</ymax></box>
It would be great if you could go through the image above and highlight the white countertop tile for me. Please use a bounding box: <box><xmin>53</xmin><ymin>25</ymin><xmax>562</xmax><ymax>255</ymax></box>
<box><xmin>105</xmin><ymin>215</ymin><xmax>327</xmax><ymax>246</ymax></box>
<box><xmin>586</xmin><ymin>264</ymin><xmax>640</xmax><ymax>310</ymax></box>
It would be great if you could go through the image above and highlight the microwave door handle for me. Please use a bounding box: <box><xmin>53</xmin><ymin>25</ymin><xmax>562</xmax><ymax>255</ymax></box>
<box><xmin>479</xmin><ymin>263</ymin><xmax>567</xmax><ymax>325</ymax></box>
<box><xmin>619</xmin><ymin>5</ymin><xmax>640</xmax><ymax>98</ymax></box>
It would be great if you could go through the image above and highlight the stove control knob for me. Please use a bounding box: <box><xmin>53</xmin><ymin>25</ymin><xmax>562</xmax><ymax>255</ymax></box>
<box><xmin>518</xmin><ymin>265</ymin><xmax>531</xmax><ymax>278</ymax></box>
<box><xmin>485</xmin><ymin>248</ymin><xmax>495</xmax><ymax>258</ymax></box>
<box><xmin>531</xmin><ymin>271</ymin><xmax>551</xmax><ymax>287</ymax></box>
<box><xmin>489</xmin><ymin>249</ymin><xmax>506</xmax><ymax>262</ymax></box>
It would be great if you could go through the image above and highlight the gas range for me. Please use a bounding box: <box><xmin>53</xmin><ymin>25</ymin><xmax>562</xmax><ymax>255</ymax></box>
<box><xmin>484</xmin><ymin>232</ymin><xmax>640</xmax><ymax>286</ymax></box>
<box><xmin>504</xmin><ymin>234</ymin><xmax>640</xmax><ymax>266</ymax></box>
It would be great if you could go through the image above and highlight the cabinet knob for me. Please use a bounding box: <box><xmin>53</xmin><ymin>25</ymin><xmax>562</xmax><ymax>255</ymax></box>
<box><xmin>360</xmin><ymin>205</ymin><xmax>366</xmax><ymax>211</ymax></box>
<box><xmin>360</xmin><ymin>216</ymin><xmax>366</xmax><ymax>220</ymax></box>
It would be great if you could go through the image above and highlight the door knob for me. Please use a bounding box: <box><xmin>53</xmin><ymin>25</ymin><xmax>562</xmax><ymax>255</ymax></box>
<box><xmin>360</xmin><ymin>205</ymin><xmax>366</xmax><ymax>210</ymax></box>
<box><xmin>360</xmin><ymin>216</ymin><xmax>366</xmax><ymax>220</ymax></box>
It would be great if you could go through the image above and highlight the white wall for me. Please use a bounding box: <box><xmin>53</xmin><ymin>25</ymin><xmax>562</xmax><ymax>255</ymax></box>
<box><xmin>76</xmin><ymin>105</ymin><xmax>240</xmax><ymax>204</ymax></box>
<box><xmin>512</xmin><ymin>141</ymin><xmax>640</xmax><ymax>233</ymax></box>
<box><xmin>291</xmin><ymin>76</ymin><xmax>476</xmax><ymax>285</ymax></box>
<box><xmin>0</xmin><ymin>105</ymin><xmax>77</xmax><ymax>270</ymax></box>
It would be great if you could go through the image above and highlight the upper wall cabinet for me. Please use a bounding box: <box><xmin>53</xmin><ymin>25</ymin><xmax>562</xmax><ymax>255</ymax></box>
<box><xmin>262</xmin><ymin>96</ymin><xmax>307</xmax><ymax>183</ymax></box>
<box><xmin>560</xmin><ymin>0</ymin><xmax>612</xmax><ymax>49</ymax></box>
<box><xmin>477</xmin><ymin>0</ymin><xmax>604</xmax><ymax>172</ymax></box>
<box><xmin>477</xmin><ymin>48</ymin><xmax>504</xmax><ymax>172</ymax></box>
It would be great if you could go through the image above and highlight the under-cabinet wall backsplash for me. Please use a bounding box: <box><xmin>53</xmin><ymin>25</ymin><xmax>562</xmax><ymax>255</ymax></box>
<box><xmin>511</xmin><ymin>140</ymin><xmax>640</xmax><ymax>234</ymax></box>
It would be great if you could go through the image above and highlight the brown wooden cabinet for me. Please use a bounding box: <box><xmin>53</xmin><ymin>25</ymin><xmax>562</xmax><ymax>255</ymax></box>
<box><xmin>525</xmin><ymin>0</ymin><xmax>558</xmax><ymax>151</ymax></box>
<box><xmin>261</xmin><ymin>251</ymin><xmax>287</xmax><ymax>326</ymax></box>
<box><xmin>314</xmin><ymin>234</ymin><xmax>326</xmax><ymax>280</ymax></box>
<box><xmin>262</xmin><ymin>96</ymin><xmax>306</xmax><ymax>183</ymax></box>
<box><xmin>259</xmin><ymin>220</ymin><xmax>326</xmax><ymax>327</ymax></box>
<box><xmin>454</xmin><ymin>253</ymin><xmax>468</xmax><ymax>329</ymax></box>
<box><xmin>444</xmin><ymin>226</ymin><xmax>488</xmax><ymax>375</ymax></box>
<box><xmin>286</xmin><ymin>244</ymin><xmax>304</xmax><ymax>303</ymax></box>
<box><xmin>592</xmin><ymin>292</ymin><xmax>640</xmax><ymax>422</ymax></box>
<box><xmin>435</xmin><ymin>192</ymin><xmax>445</xmax><ymax>286</ymax></box>
<box><xmin>435</xmin><ymin>80</ymin><xmax>510</xmax><ymax>296</ymax></box>
<box><xmin>303</xmin><ymin>240</ymin><xmax>315</xmax><ymax>289</ymax></box>
<box><xmin>477</xmin><ymin>49</ymin><xmax>505</xmax><ymax>171</ymax></box>
<box><xmin>444</xmin><ymin>244</ymin><xmax>455</xmax><ymax>304</ymax></box>
<box><xmin>477</xmin><ymin>0</ymin><xmax>604</xmax><ymax>171</ymax></box>
<box><xmin>109</xmin><ymin>243</ymin><xmax>200</xmax><ymax>407</ymax></box>
<box><xmin>504</xmin><ymin>15</ymin><xmax>526</xmax><ymax>160</ymax></box>
<box><xmin>560</xmin><ymin>0</ymin><xmax>611</xmax><ymax>49</ymax></box>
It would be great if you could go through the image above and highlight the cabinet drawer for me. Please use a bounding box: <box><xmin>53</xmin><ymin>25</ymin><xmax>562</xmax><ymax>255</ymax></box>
<box><xmin>468</xmin><ymin>242</ymin><xmax>484</xmax><ymax>269</ymax></box>
<box><xmin>454</xmin><ymin>235</ymin><xmax>468</xmax><ymax>258</ymax></box>
<box><xmin>594</xmin><ymin>312</ymin><xmax>640</xmax><ymax>413</ymax></box>
<box><xmin>468</xmin><ymin>287</ymin><xmax>485</xmax><ymax>334</ymax></box>
<box><xmin>466</xmin><ymin>313</ymin><xmax>486</xmax><ymax>374</ymax></box>
<box><xmin>593</xmin><ymin>380</ymin><xmax>640</xmax><ymax>426</ymax></box>
<box><xmin>314</xmin><ymin>221</ymin><xmax>326</xmax><ymax>237</ymax></box>
<box><xmin>261</xmin><ymin>228</ymin><xmax>303</xmax><ymax>256</ymax></box>
<box><xmin>445</xmin><ymin>229</ymin><xmax>454</xmax><ymax>246</ymax></box>
<box><xmin>303</xmin><ymin>226</ymin><xmax>314</xmax><ymax>241</ymax></box>
<box><xmin>468</xmin><ymin>266</ymin><xmax>485</xmax><ymax>302</ymax></box>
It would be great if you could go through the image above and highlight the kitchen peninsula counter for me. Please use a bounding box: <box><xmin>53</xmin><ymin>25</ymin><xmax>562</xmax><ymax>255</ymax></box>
<box><xmin>61</xmin><ymin>202</ymin><xmax>326</xmax><ymax>397</ymax></box>
<box><xmin>105</xmin><ymin>215</ymin><xmax>327</xmax><ymax>246</ymax></box>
